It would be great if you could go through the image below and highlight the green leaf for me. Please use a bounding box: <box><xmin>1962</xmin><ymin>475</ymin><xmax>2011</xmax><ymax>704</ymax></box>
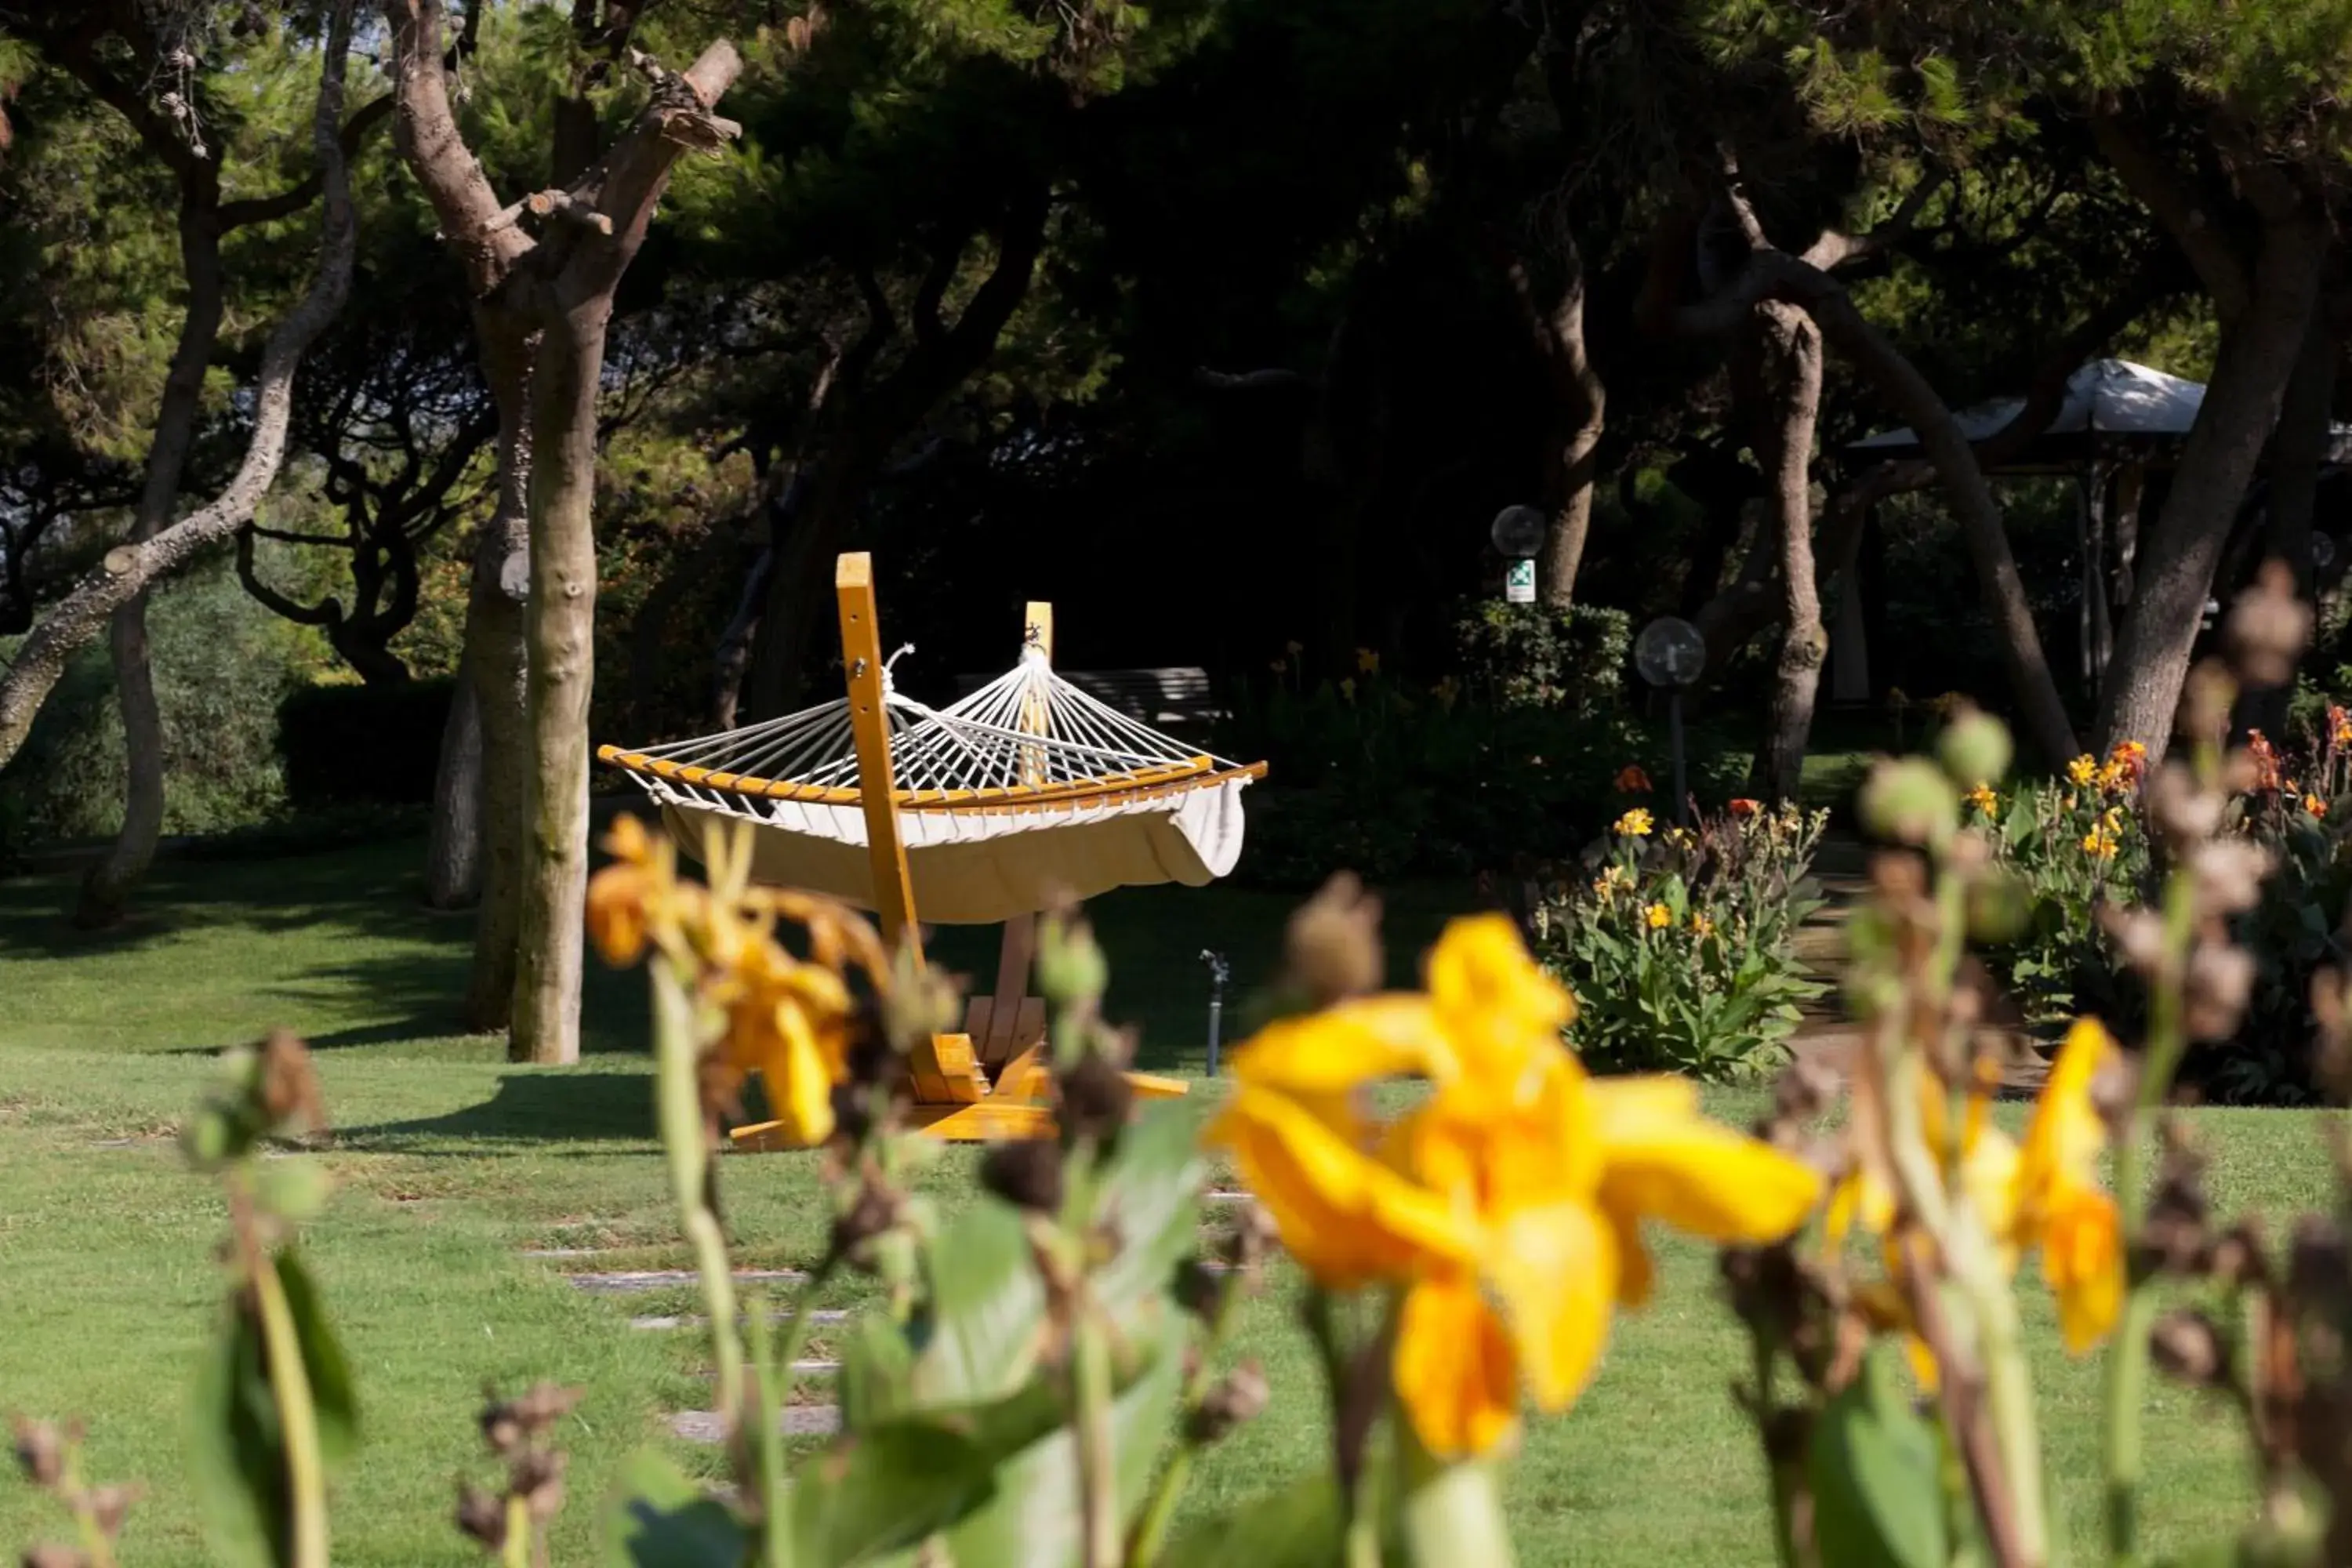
<box><xmin>1159</xmin><ymin>1473</ymin><xmax>1342</xmax><ymax>1568</ymax></box>
<box><xmin>187</xmin><ymin>1301</ymin><xmax>289</xmax><ymax>1568</ymax></box>
<box><xmin>791</xmin><ymin>1421</ymin><xmax>1001</xmax><ymax>1568</ymax></box>
<box><xmin>184</xmin><ymin>1249</ymin><xmax>360</xmax><ymax>1568</ymax></box>
<box><xmin>840</xmin><ymin>1311</ymin><xmax>919</xmax><ymax>1429</ymax></box>
<box><xmin>601</xmin><ymin>1448</ymin><xmax>750</xmax><ymax>1568</ymax></box>
<box><xmin>1087</xmin><ymin>1102</ymin><xmax>1204</xmax><ymax>1317</ymax></box>
<box><xmin>937</xmin><ymin>1310</ymin><xmax>1189</xmax><ymax>1568</ymax></box>
<box><xmin>274</xmin><ymin>1249</ymin><xmax>359</xmax><ymax>1473</ymax></box>
<box><xmin>1808</xmin><ymin>1342</ymin><xmax>1948</xmax><ymax>1568</ymax></box>
<box><xmin>909</xmin><ymin>1200</ymin><xmax>1045</xmax><ymax>1404</ymax></box>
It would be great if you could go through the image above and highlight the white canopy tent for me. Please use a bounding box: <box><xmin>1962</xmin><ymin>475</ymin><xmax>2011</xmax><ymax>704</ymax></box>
<box><xmin>1834</xmin><ymin>359</ymin><xmax>2350</xmax><ymax>702</ymax></box>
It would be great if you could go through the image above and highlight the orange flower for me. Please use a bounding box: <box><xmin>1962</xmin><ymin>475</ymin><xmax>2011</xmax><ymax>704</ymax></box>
<box><xmin>2248</xmin><ymin>729</ymin><xmax>2284</xmax><ymax>793</ymax></box>
<box><xmin>1615</xmin><ymin>765</ymin><xmax>1653</xmax><ymax>794</ymax></box>
<box><xmin>1727</xmin><ymin>798</ymin><xmax>1761</xmax><ymax>818</ymax></box>
<box><xmin>2307</xmin><ymin>794</ymin><xmax>2328</xmax><ymax>819</ymax></box>
<box><xmin>2332</xmin><ymin>705</ymin><xmax>2352</xmax><ymax>748</ymax></box>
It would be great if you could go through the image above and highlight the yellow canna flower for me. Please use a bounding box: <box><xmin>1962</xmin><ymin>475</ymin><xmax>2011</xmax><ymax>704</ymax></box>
<box><xmin>707</xmin><ymin>931</ymin><xmax>855</xmax><ymax>1147</ymax></box>
<box><xmin>1592</xmin><ymin>865</ymin><xmax>1632</xmax><ymax>900</ymax></box>
<box><xmin>1356</xmin><ymin>648</ymin><xmax>1381</xmax><ymax>675</ymax></box>
<box><xmin>2082</xmin><ymin>827</ymin><xmax>2118</xmax><ymax>860</ymax></box>
<box><xmin>1964</xmin><ymin>783</ymin><xmax>1998</xmax><ymax>818</ymax></box>
<box><xmin>2307</xmin><ymin>794</ymin><xmax>2329</xmax><ymax>819</ymax></box>
<box><xmin>1614</xmin><ymin>808</ymin><xmax>1654</xmax><ymax>838</ymax></box>
<box><xmin>1829</xmin><ymin>1020</ymin><xmax>2124</xmax><ymax>1376</ymax></box>
<box><xmin>1207</xmin><ymin>917</ymin><xmax>1820</xmax><ymax>1459</ymax></box>
<box><xmin>2067</xmin><ymin>754</ymin><xmax>2100</xmax><ymax>788</ymax></box>
<box><xmin>1690</xmin><ymin>913</ymin><xmax>1715</xmax><ymax>938</ymax></box>
<box><xmin>1644</xmin><ymin>902</ymin><xmax>1671</xmax><ymax>929</ymax></box>
<box><xmin>586</xmin><ymin>814</ymin><xmax>667</xmax><ymax>967</ymax></box>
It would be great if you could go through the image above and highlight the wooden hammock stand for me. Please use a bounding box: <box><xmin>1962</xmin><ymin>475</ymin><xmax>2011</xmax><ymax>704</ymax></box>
<box><xmin>729</xmin><ymin>553</ymin><xmax>1188</xmax><ymax>1149</ymax></box>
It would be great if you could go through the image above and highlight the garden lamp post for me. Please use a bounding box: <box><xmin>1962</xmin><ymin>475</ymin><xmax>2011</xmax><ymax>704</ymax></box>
<box><xmin>1634</xmin><ymin>615</ymin><xmax>1707</xmax><ymax>826</ymax></box>
<box><xmin>1491</xmin><ymin>505</ymin><xmax>1545</xmax><ymax>604</ymax></box>
<box><xmin>1200</xmin><ymin>949</ymin><xmax>1231</xmax><ymax>1076</ymax></box>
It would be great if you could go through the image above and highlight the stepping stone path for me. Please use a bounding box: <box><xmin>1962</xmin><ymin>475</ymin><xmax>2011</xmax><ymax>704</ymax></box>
<box><xmin>1788</xmin><ymin>832</ymin><xmax>2052</xmax><ymax>1098</ymax></box>
<box><xmin>670</xmin><ymin>1407</ymin><xmax>842</xmax><ymax>1443</ymax></box>
<box><xmin>629</xmin><ymin>1309</ymin><xmax>851</xmax><ymax>1332</ymax></box>
<box><xmin>563</xmin><ymin>1269</ymin><xmax>808</xmax><ymax>1294</ymax></box>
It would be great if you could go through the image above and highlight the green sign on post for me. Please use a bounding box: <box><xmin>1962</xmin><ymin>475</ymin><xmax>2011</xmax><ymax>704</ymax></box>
<box><xmin>1504</xmin><ymin>558</ymin><xmax>1537</xmax><ymax>604</ymax></box>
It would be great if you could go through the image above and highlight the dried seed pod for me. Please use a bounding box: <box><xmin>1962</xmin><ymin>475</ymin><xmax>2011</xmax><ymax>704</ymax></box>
<box><xmin>2099</xmin><ymin>906</ymin><xmax>2169</xmax><ymax>978</ymax></box>
<box><xmin>2148</xmin><ymin>762</ymin><xmax>2226</xmax><ymax>845</ymax></box>
<box><xmin>2222</xmin><ymin>560</ymin><xmax>2310</xmax><ymax>688</ymax></box>
<box><xmin>832</xmin><ymin>1175</ymin><xmax>912</xmax><ymax>1258</ymax></box>
<box><xmin>510</xmin><ymin>1449</ymin><xmax>567</xmax><ymax>1522</ymax></box>
<box><xmin>2208</xmin><ymin>1219</ymin><xmax>2270</xmax><ymax>1290</ymax></box>
<box><xmin>2180</xmin><ymin>660</ymin><xmax>2238</xmax><ymax>749</ymax></box>
<box><xmin>11</xmin><ymin>1417</ymin><xmax>63</xmax><ymax>1490</ymax></box>
<box><xmin>257</xmin><ymin>1028</ymin><xmax>325</xmax><ymax>1134</ymax></box>
<box><xmin>454</xmin><ymin>1481</ymin><xmax>507</xmax><ymax>1550</ymax></box>
<box><xmin>2149</xmin><ymin>1308</ymin><xmax>2230</xmax><ymax>1389</ymax></box>
<box><xmin>979</xmin><ymin>1140</ymin><xmax>1065</xmax><ymax>1214</ymax></box>
<box><xmin>2141</xmin><ymin>1123</ymin><xmax>2211</xmax><ymax>1276</ymax></box>
<box><xmin>2288</xmin><ymin>1215</ymin><xmax>2349</xmax><ymax>1308</ymax></box>
<box><xmin>2189</xmin><ymin>840</ymin><xmax>2274</xmax><ymax>920</ymax></box>
<box><xmin>1220</xmin><ymin>1199</ymin><xmax>1277</xmax><ymax>1276</ymax></box>
<box><xmin>1058</xmin><ymin>1053</ymin><xmax>1133</xmax><ymax>1145</ymax></box>
<box><xmin>1184</xmin><ymin>1360</ymin><xmax>1269</xmax><ymax>1445</ymax></box>
<box><xmin>2184</xmin><ymin>942</ymin><xmax>2257</xmax><ymax>1042</ymax></box>
<box><xmin>1283</xmin><ymin>873</ymin><xmax>1384</xmax><ymax>1005</ymax></box>
<box><xmin>1173</xmin><ymin>1257</ymin><xmax>1224</xmax><ymax>1320</ymax></box>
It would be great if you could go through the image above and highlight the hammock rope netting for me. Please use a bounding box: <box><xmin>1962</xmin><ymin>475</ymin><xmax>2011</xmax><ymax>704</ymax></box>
<box><xmin>600</xmin><ymin>644</ymin><xmax>1261</xmax><ymax>924</ymax></box>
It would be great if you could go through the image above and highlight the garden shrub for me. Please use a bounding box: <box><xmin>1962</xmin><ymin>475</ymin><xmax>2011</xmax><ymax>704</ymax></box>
<box><xmin>1219</xmin><ymin>666</ymin><xmax>1748</xmax><ymax>888</ymax></box>
<box><xmin>0</xmin><ymin>563</ymin><xmax>299</xmax><ymax>845</ymax></box>
<box><xmin>1447</xmin><ymin>599</ymin><xmax>1630</xmax><ymax>714</ymax></box>
<box><xmin>1969</xmin><ymin>729</ymin><xmax>2352</xmax><ymax>1104</ymax></box>
<box><xmin>1530</xmin><ymin>797</ymin><xmax>1829</xmax><ymax>1080</ymax></box>
<box><xmin>277</xmin><ymin>677</ymin><xmax>456</xmax><ymax>809</ymax></box>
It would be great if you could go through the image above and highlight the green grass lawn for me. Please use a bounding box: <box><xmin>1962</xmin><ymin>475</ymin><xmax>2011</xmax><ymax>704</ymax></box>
<box><xmin>0</xmin><ymin>826</ymin><xmax>2329</xmax><ymax>1563</ymax></box>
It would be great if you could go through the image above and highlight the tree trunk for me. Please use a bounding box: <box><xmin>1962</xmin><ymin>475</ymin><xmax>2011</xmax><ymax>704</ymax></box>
<box><xmin>424</xmin><ymin>659</ymin><xmax>483</xmax><ymax>909</ymax></box>
<box><xmin>2096</xmin><ymin>223</ymin><xmax>2327</xmax><ymax>755</ymax></box>
<box><xmin>1748</xmin><ymin>302</ymin><xmax>1827</xmax><ymax>803</ymax></box>
<box><xmin>742</xmin><ymin>435</ymin><xmax>887</xmax><ymax>717</ymax></box>
<box><xmin>2245</xmin><ymin>301</ymin><xmax>2335</xmax><ymax>737</ymax></box>
<box><xmin>508</xmin><ymin>303</ymin><xmax>605</xmax><ymax>1065</ymax></box>
<box><xmin>459</xmin><ymin>314</ymin><xmax>535</xmax><ymax>1031</ymax></box>
<box><xmin>74</xmin><ymin>192</ymin><xmax>226</xmax><ymax>929</ymax></box>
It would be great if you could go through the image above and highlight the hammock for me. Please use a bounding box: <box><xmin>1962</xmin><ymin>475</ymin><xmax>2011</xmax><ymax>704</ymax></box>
<box><xmin>598</xmin><ymin>625</ymin><xmax>1264</xmax><ymax>924</ymax></box>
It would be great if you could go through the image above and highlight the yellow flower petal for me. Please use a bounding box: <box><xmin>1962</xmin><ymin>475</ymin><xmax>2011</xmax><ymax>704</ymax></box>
<box><xmin>778</xmin><ymin>1011</ymin><xmax>838</xmax><ymax>1145</ymax></box>
<box><xmin>1589</xmin><ymin>1078</ymin><xmax>1823</xmax><ymax>1242</ymax></box>
<box><xmin>1394</xmin><ymin>1274</ymin><xmax>1519</xmax><ymax>1460</ymax></box>
<box><xmin>2042</xmin><ymin>1184</ymin><xmax>2122</xmax><ymax>1354</ymax></box>
<box><xmin>1225</xmin><ymin>998</ymin><xmax>1446</xmax><ymax>1094</ymax></box>
<box><xmin>2020</xmin><ymin>1018</ymin><xmax>2114</xmax><ymax>1203</ymax></box>
<box><xmin>1486</xmin><ymin>1200</ymin><xmax>1618</xmax><ymax>1414</ymax></box>
<box><xmin>1424</xmin><ymin>914</ymin><xmax>1578</xmax><ymax>1074</ymax></box>
<box><xmin>1204</xmin><ymin>1087</ymin><xmax>1475</xmax><ymax>1287</ymax></box>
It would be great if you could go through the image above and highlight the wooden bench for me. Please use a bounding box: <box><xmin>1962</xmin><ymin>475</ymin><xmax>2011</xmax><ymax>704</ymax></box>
<box><xmin>956</xmin><ymin>666</ymin><xmax>1225</xmax><ymax>728</ymax></box>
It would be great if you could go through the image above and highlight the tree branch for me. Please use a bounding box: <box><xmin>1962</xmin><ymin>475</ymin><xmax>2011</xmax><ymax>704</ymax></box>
<box><xmin>2089</xmin><ymin>102</ymin><xmax>2252</xmax><ymax>319</ymax></box>
<box><xmin>218</xmin><ymin>91</ymin><xmax>395</xmax><ymax>230</ymax></box>
<box><xmin>382</xmin><ymin>0</ymin><xmax>535</xmax><ymax>296</ymax></box>
<box><xmin>235</xmin><ymin>524</ymin><xmax>341</xmax><ymax>626</ymax></box>
<box><xmin>0</xmin><ymin>0</ymin><xmax>362</xmax><ymax>768</ymax></box>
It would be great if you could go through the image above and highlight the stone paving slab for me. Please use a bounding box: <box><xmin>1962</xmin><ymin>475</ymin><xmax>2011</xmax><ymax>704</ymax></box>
<box><xmin>566</xmin><ymin>1269</ymin><xmax>807</xmax><ymax>1294</ymax></box>
<box><xmin>630</xmin><ymin>1309</ymin><xmax>851</xmax><ymax>1331</ymax></box>
<box><xmin>669</xmin><ymin>1406</ymin><xmax>840</xmax><ymax>1442</ymax></box>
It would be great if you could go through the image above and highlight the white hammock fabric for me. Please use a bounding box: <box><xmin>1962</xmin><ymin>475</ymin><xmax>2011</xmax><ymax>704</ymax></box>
<box><xmin>604</xmin><ymin>648</ymin><xmax>1260</xmax><ymax>924</ymax></box>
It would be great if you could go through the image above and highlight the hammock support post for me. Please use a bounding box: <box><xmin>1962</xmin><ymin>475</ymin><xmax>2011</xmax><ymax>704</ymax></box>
<box><xmin>723</xmin><ymin>558</ymin><xmax>1186</xmax><ymax>1149</ymax></box>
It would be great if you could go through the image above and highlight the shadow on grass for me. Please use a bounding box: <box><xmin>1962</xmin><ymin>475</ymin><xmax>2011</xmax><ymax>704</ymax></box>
<box><xmin>333</xmin><ymin>1069</ymin><xmax>655</xmax><ymax>1148</ymax></box>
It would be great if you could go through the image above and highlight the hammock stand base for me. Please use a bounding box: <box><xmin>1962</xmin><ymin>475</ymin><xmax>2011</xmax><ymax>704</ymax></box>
<box><xmin>611</xmin><ymin>552</ymin><xmax>1210</xmax><ymax>1147</ymax></box>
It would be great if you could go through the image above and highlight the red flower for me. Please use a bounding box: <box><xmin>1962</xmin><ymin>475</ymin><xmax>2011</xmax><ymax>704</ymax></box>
<box><xmin>1728</xmin><ymin>798</ymin><xmax>1762</xmax><ymax>818</ymax></box>
<box><xmin>1614</xmin><ymin>765</ymin><xmax>1653</xmax><ymax>793</ymax></box>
